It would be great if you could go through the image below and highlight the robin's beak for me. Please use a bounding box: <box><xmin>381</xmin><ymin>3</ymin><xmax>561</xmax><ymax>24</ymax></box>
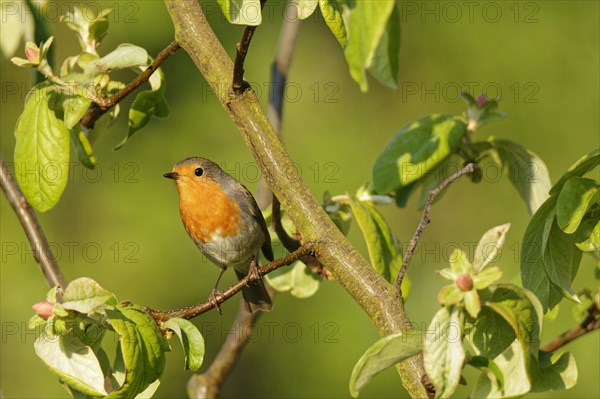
<box><xmin>163</xmin><ymin>172</ymin><xmax>179</xmax><ymax>180</ymax></box>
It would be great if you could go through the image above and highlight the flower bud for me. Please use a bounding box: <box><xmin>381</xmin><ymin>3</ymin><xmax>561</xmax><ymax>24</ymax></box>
<box><xmin>455</xmin><ymin>273</ymin><xmax>474</xmax><ymax>291</ymax></box>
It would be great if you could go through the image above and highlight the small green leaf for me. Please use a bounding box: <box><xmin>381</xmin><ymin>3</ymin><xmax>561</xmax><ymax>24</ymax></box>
<box><xmin>473</xmin><ymin>266</ymin><xmax>502</xmax><ymax>290</ymax></box>
<box><xmin>70</xmin><ymin>126</ymin><xmax>96</xmax><ymax>169</ymax></box>
<box><xmin>325</xmin><ymin>202</ymin><xmax>352</xmax><ymax>235</ymax></box>
<box><xmin>63</xmin><ymin>96</ymin><xmax>91</xmax><ymax>129</ymax></box>
<box><xmin>61</xmin><ymin>277</ymin><xmax>117</xmax><ymax>314</ymax></box>
<box><xmin>556</xmin><ymin>177</ymin><xmax>600</xmax><ymax>234</ymax></box>
<box><xmin>265</xmin><ymin>261</ymin><xmax>320</xmax><ymax>298</ymax></box>
<box><xmin>490</xmin><ymin>138</ymin><xmax>551</xmax><ymax>214</ymax></box>
<box><xmin>464</xmin><ymin>290</ymin><xmax>481</xmax><ymax>318</ymax></box>
<box><xmin>14</xmin><ymin>82</ymin><xmax>70</xmax><ymax>212</ymax></box>
<box><xmin>319</xmin><ymin>0</ymin><xmax>347</xmax><ymax>47</ymax></box>
<box><xmin>542</xmin><ymin>220</ymin><xmax>582</xmax><ymax>303</ymax></box>
<box><xmin>573</xmin><ymin>216</ymin><xmax>600</xmax><ymax>251</ymax></box>
<box><xmin>348</xmin><ymin>196</ymin><xmax>402</xmax><ymax>283</ymax></box>
<box><xmin>473</xmin><ymin>223</ymin><xmax>511</xmax><ymax>271</ymax></box>
<box><xmin>163</xmin><ymin>318</ymin><xmax>205</xmax><ymax>371</ymax></box>
<box><xmin>349</xmin><ymin>332</ymin><xmax>422</xmax><ymax>397</ymax></box>
<box><xmin>468</xmin><ymin>356</ymin><xmax>504</xmax><ymax>393</ymax></box>
<box><xmin>106</xmin><ymin>304</ymin><xmax>169</xmax><ymax>397</ymax></box>
<box><xmin>372</xmin><ymin>115</ymin><xmax>467</xmax><ymax>194</ymax></box>
<box><xmin>115</xmin><ymin>64</ymin><xmax>169</xmax><ymax>150</ymax></box>
<box><xmin>34</xmin><ymin>334</ymin><xmax>107</xmax><ymax>396</ymax></box>
<box><xmin>217</xmin><ymin>0</ymin><xmax>263</xmax><ymax>25</ymax></box>
<box><xmin>84</xmin><ymin>44</ymin><xmax>148</xmax><ymax>75</ymax></box>
<box><xmin>423</xmin><ymin>306</ymin><xmax>465</xmax><ymax>398</ymax></box>
<box><xmin>394</xmin><ymin>180</ymin><xmax>419</xmax><ymax>207</ymax></box>
<box><xmin>450</xmin><ymin>249</ymin><xmax>473</xmax><ymax>275</ymax></box>
<box><xmin>550</xmin><ymin>148</ymin><xmax>599</xmax><ymax>195</ymax></box>
<box><xmin>437</xmin><ymin>284</ymin><xmax>463</xmax><ymax>305</ymax></box>
<box><xmin>529</xmin><ymin>351</ymin><xmax>578</xmax><ymax>393</ymax></box>
<box><xmin>290</xmin><ymin>0</ymin><xmax>318</xmax><ymax>19</ymax></box>
<box><xmin>521</xmin><ymin>195</ymin><xmax>565</xmax><ymax>311</ymax></box>
<box><xmin>343</xmin><ymin>0</ymin><xmax>395</xmax><ymax>91</ymax></box>
<box><xmin>485</xmin><ymin>284</ymin><xmax>543</xmax><ymax>356</ymax></box>
<box><xmin>367</xmin><ymin>4</ymin><xmax>400</xmax><ymax>89</ymax></box>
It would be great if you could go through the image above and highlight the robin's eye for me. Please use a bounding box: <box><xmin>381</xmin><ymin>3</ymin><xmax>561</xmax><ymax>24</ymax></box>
<box><xmin>194</xmin><ymin>168</ymin><xmax>204</xmax><ymax>177</ymax></box>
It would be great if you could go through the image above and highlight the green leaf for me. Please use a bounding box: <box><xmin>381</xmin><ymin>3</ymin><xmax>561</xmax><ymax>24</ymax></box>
<box><xmin>70</xmin><ymin>126</ymin><xmax>97</xmax><ymax>169</ymax></box>
<box><xmin>343</xmin><ymin>0</ymin><xmax>395</xmax><ymax>91</ymax></box>
<box><xmin>115</xmin><ymin>65</ymin><xmax>169</xmax><ymax>150</ymax></box>
<box><xmin>63</xmin><ymin>96</ymin><xmax>91</xmax><ymax>129</ymax></box>
<box><xmin>106</xmin><ymin>303</ymin><xmax>169</xmax><ymax>398</ymax></box>
<box><xmin>372</xmin><ymin>115</ymin><xmax>467</xmax><ymax>194</ymax></box>
<box><xmin>485</xmin><ymin>284</ymin><xmax>543</xmax><ymax>356</ymax></box>
<box><xmin>556</xmin><ymin>177</ymin><xmax>600</xmax><ymax>234</ymax></box>
<box><xmin>349</xmin><ymin>332</ymin><xmax>422</xmax><ymax>397</ymax></box>
<box><xmin>521</xmin><ymin>195</ymin><xmax>565</xmax><ymax>311</ymax></box>
<box><xmin>265</xmin><ymin>261</ymin><xmax>320</xmax><ymax>298</ymax></box>
<box><xmin>529</xmin><ymin>351</ymin><xmax>578</xmax><ymax>393</ymax></box>
<box><xmin>394</xmin><ymin>180</ymin><xmax>418</xmax><ymax>207</ymax></box>
<box><xmin>468</xmin><ymin>306</ymin><xmax>516</xmax><ymax>360</ymax></box>
<box><xmin>472</xmin><ymin>340</ymin><xmax>531</xmax><ymax>398</ymax></box>
<box><xmin>34</xmin><ymin>333</ymin><xmax>107</xmax><ymax>396</ymax></box>
<box><xmin>348</xmin><ymin>196</ymin><xmax>402</xmax><ymax>283</ymax></box>
<box><xmin>490</xmin><ymin>138</ymin><xmax>551</xmax><ymax>214</ymax></box>
<box><xmin>61</xmin><ymin>6</ymin><xmax>111</xmax><ymax>53</ymax></box>
<box><xmin>84</xmin><ymin>44</ymin><xmax>148</xmax><ymax>75</ymax></box>
<box><xmin>573</xmin><ymin>216</ymin><xmax>600</xmax><ymax>251</ymax></box>
<box><xmin>550</xmin><ymin>148</ymin><xmax>599</xmax><ymax>195</ymax></box>
<box><xmin>423</xmin><ymin>306</ymin><xmax>465</xmax><ymax>398</ymax></box>
<box><xmin>61</xmin><ymin>277</ymin><xmax>117</xmax><ymax>315</ymax></box>
<box><xmin>449</xmin><ymin>249</ymin><xmax>473</xmax><ymax>275</ymax></box>
<box><xmin>437</xmin><ymin>284</ymin><xmax>463</xmax><ymax>305</ymax></box>
<box><xmin>319</xmin><ymin>0</ymin><xmax>347</xmax><ymax>47</ymax></box>
<box><xmin>325</xmin><ymin>202</ymin><xmax>352</xmax><ymax>235</ymax></box>
<box><xmin>162</xmin><ymin>318</ymin><xmax>205</xmax><ymax>371</ymax></box>
<box><xmin>464</xmin><ymin>290</ymin><xmax>481</xmax><ymax>318</ymax></box>
<box><xmin>473</xmin><ymin>223</ymin><xmax>511</xmax><ymax>271</ymax></box>
<box><xmin>473</xmin><ymin>266</ymin><xmax>502</xmax><ymax>290</ymax></box>
<box><xmin>542</xmin><ymin>220</ymin><xmax>582</xmax><ymax>303</ymax></box>
<box><xmin>367</xmin><ymin>4</ymin><xmax>400</xmax><ymax>89</ymax></box>
<box><xmin>217</xmin><ymin>0</ymin><xmax>262</xmax><ymax>25</ymax></box>
<box><xmin>290</xmin><ymin>0</ymin><xmax>319</xmax><ymax>19</ymax></box>
<box><xmin>468</xmin><ymin>356</ymin><xmax>504</xmax><ymax>394</ymax></box>
<box><xmin>14</xmin><ymin>83</ymin><xmax>70</xmax><ymax>212</ymax></box>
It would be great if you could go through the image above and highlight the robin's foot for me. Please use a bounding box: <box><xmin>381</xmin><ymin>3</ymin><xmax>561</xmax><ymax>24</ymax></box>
<box><xmin>247</xmin><ymin>260</ymin><xmax>261</xmax><ymax>285</ymax></box>
<box><xmin>209</xmin><ymin>289</ymin><xmax>223</xmax><ymax>315</ymax></box>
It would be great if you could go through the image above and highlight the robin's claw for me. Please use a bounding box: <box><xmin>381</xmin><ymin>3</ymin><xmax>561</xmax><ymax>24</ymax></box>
<box><xmin>247</xmin><ymin>260</ymin><xmax>261</xmax><ymax>285</ymax></box>
<box><xmin>209</xmin><ymin>289</ymin><xmax>223</xmax><ymax>315</ymax></box>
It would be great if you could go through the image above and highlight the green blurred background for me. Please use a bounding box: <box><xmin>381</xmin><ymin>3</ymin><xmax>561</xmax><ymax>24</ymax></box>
<box><xmin>1</xmin><ymin>1</ymin><xmax>599</xmax><ymax>397</ymax></box>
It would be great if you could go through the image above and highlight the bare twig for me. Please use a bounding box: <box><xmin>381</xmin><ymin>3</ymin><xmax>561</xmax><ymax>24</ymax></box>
<box><xmin>146</xmin><ymin>244</ymin><xmax>313</xmax><ymax>322</ymax></box>
<box><xmin>541</xmin><ymin>295</ymin><xmax>600</xmax><ymax>353</ymax></box>
<box><xmin>394</xmin><ymin>163</ymin><xmax>476</xmax><ymax>293</ymax></box>
<box><xmin>80</xmin><ymin>41</ymin><xmax>180</xmax><ymax>128</ymax></box>
<box><xmin>0</xmin><ymin>152</ymin><xmax>67</xmax><ymax>289</ymax></box>
<box><xmin>231</xmin><ymin>1</ymin><xmax>266</xmax><ymax>95</ymax></box>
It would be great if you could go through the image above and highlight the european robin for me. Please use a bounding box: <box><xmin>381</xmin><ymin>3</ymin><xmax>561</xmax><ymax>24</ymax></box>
<box><xmin>164</xmin><ymin>157</ymin><xmax>273</xmax><ymax>313</ymax></box>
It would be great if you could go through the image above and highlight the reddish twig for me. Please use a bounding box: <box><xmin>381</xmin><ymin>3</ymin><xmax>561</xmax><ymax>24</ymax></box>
<box><xmin>80</xmin><ymin>41</ymin><xmax>180</xmax><ymax>128</ymax></box>
<box><xmin>541</xmin><ymin>296</ymin><xmax>600</xmax><ymax>352</ymax></box>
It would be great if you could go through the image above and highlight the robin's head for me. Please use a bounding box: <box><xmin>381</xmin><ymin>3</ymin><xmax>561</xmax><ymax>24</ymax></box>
<box><xmin>164</xmin><ymin>157</ymin><xmax>228</xmax><ymax>189</ymax></box>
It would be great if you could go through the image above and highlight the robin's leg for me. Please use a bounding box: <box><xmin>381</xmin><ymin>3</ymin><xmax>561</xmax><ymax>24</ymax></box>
<box><xmin>209</xmin><ymin>267</ymin><xmax>226</xmax><ymax>315</ymax></box>
<box><xmin>247</xmin><ymin>253</ymin><xmax>261</xmax><ymax>284</ymax></box>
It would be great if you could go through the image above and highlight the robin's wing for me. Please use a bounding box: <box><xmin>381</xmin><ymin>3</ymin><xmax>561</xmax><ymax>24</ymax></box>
<box><xmin>233</xmin><ymin>184</ymin><xmax>274</xmax><ymax>262</ymax></box>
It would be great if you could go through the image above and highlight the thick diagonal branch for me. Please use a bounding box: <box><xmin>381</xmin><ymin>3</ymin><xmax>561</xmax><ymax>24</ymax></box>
<box><xmin>164</xmin><ymin>2</ymin><xmax>429</xmax><ymax>397</ymax></box>
<box><xmin>0</xmin><ymin>152</ymin><xmax>66</xmax><ymax>289</ymax></box>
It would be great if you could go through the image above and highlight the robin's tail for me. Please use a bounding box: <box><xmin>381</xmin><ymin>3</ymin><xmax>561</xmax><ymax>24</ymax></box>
<box><xmin>234</xmin><ymin>270</ymin><xmax>273</xmax><ymax>312</ymax></box>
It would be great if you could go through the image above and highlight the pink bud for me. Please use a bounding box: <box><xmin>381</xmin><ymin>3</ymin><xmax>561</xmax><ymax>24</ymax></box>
<box><xmin>476</xmin><ymin>94</ymin><xmax>487</xmax><ymax>107</ymax></box>
<box><xmin>25</xmin><ymin>46</ymin><xmax>39</xmax><ymax>63</ymax></box>
<box><xmin>455</xmin><ymin>273</ymin><xmax>474</xmax><ymax>291</ymax></box>
<box><xmin>32</xmin><ymin>301</ymin><xmax>55</xmax><ymax>319</ymax></box>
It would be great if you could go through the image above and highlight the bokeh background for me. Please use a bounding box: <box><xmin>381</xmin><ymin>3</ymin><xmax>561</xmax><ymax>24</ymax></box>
<box><xmin>1</xmin><ymin>1</ymin><xmax>599</xmax><ymax>398</ymax></box>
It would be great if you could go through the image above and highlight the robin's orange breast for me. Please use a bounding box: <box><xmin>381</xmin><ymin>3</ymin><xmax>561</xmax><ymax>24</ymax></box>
<box><xmin>178</xmin><ymin>179</ymin><xmax>241</xmax><ymax>244</ymax></box>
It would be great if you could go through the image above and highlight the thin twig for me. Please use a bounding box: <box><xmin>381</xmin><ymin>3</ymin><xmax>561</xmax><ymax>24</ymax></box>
<box><xmin>231</xmin><ymin>0</ymin><xmax>266</xmax><ymax>95</ymax></box>
<box><xmin>0</xmin><ymin>152</ymin><xmax>67</xmax><ymax>289</ymax></box>
<box><xmin>146</xmin><ymin>244</ymin><xmax>314</xmax><ymax>322</ymax></box>
<box><xmin>394</xmin><ymin>163</ymin><xmax>476</xmax><ymax>293</ymax></box>
<box><xmin>80</xmin><ymin>41</ymin><xmax>180</xmax><ymax>128</ymax></box>
<box><xmin>272</xmin><ymin>195</ymin><xmax>301</xmax><ymax>251</ymax></box>
<box><xmin>541</xmin><ymin>295</ymin><xmax>600</xmax><ymax>353</ymax></box>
